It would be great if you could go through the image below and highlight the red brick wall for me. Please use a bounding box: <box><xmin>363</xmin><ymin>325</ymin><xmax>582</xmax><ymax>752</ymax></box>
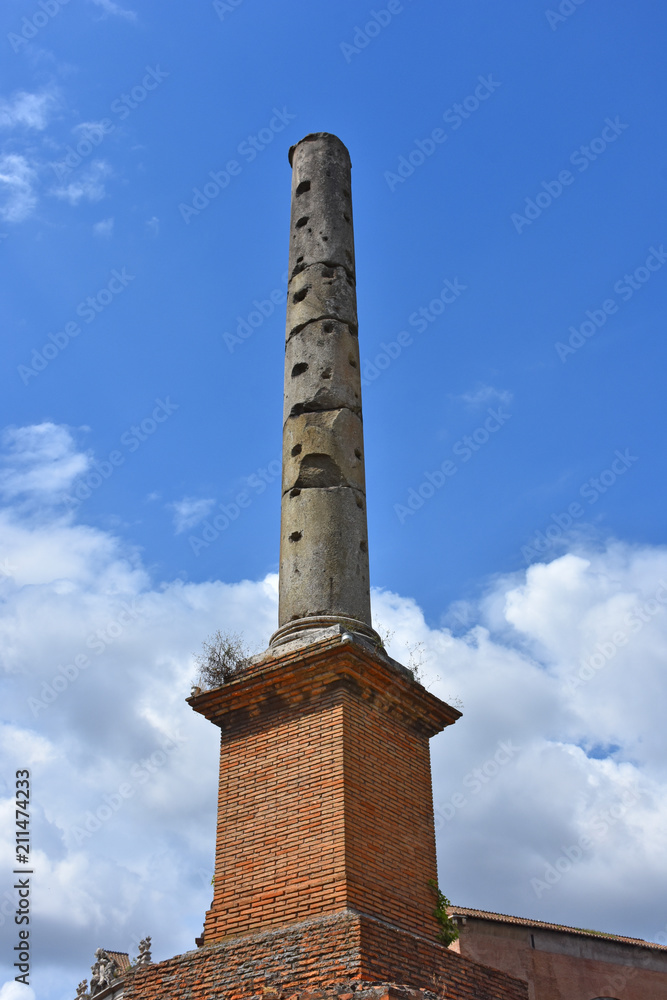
<box><xmin>204</xmin><ymin>700</ymin><xmax>347</xmax><ymax>941</ymax></box>
<box><xmin>455</xmin><ymin>918</ymin><xmax>667</xmax><ymax>1000</ymax></box>
<box><xmin>196</xmin><ymin>640</ymin><xmax>455</xmax><ymax>945</ymax></box>
<box><xmin>123</xmin><ymin>910</ymin><xmax>528</xmax><ymax>1000</ymax></box>
<box><xmin>343</xmin><ymin>692</ymin><xmax>439</xmax><ymax>938</ymax></box>
<box><xmin>357</xmin><ymin>911</ymin><xmax>527</xmax><ymax>997</ymax></box>
<box><xmin>147</xmin><ymin>642</ymin><xmax>528</xmax><ymax>1000</ymax></box>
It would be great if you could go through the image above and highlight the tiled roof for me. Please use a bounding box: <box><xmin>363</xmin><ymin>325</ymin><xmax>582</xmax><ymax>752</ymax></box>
<box><xmin>104</xmin><ymin>950</ymin><xmax>131</xmax><ymax>971</ymax></box>
<box><xmin>447</xmin><ymin>905</ymin><xmax>667</xmax><ymax>951</ymax></box>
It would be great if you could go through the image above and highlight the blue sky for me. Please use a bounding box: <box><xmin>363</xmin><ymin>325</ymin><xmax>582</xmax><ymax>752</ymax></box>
<box><xmin>2</xmin><ymin>1</ymin><xmax>667</xmax><ymax>997</ymax></box>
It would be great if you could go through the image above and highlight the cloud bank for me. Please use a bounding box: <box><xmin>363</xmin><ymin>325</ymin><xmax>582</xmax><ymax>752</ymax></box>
<box><xmin>1</xmin><ymin>424</ymin><xmax>666</xmax><ymax>998</ymax></box>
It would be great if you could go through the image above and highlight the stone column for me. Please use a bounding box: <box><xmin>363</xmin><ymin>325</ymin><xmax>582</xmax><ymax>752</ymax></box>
<box><xmin>271</xmin><ymin>133</ymin><xmax>377</xmax><ymax>647</ymax></box>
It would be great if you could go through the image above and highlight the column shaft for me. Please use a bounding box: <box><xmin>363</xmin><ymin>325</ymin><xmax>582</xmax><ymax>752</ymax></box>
<box><xmin>277</xmin><ymin>133</ymin><xmax>372</xmax><ymax>641</ymax></box>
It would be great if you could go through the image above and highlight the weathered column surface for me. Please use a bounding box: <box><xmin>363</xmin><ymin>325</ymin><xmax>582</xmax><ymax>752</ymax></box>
<box><xmin>271</xmin><ymin>133</ymin><xmax>378</xmax><ymax>647</ymax></box>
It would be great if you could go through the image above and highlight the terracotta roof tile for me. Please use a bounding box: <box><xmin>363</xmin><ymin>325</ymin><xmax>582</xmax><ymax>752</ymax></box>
<box><xmin>447</xmin><ymin>905</ymin><xmax>667</xmax><ymax>951</ymax></box>
<box><xmin>96</xmin><ymin>949</ymin><xmax>131</xmax><ymax>972</ymax></box>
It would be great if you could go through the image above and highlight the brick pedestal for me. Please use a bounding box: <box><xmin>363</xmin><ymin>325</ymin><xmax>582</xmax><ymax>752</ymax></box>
<box><xmin>177</xmin><ymin>630</ymin><xmax>527</xmax><ymax>1000</ymax></box>
<box><xmin>188</xmin><ymin>629</ymin><xmax>459</xmax><ymax>949</ymax></box>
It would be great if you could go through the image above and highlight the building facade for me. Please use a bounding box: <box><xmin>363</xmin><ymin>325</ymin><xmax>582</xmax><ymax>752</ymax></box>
<box><xmin>448</xmin><ymin>906</ymin><xmax>667</xmax><ymax>1000</ymax></box>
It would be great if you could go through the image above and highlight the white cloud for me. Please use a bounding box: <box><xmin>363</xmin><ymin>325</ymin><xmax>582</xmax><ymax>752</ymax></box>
<box><xmin>0</xmin><ymin>154</ymin><xmax>37</xmax><ymax>222</ymax></box>
<box><xmin>93</xmin><ymin>216</ymin><xmax>114</xmax><ymax>238</ymax></box>
<box><xmin>74</xmin><ymin>120</ymin><xmax>109</xmax><ymax>137</ymax></box>
<box><xmin>52</xmin><ymin>160</ymin><xmax>111</xmax><ymax>205</ymax></box>
<box><xmin>0</xmin><ymin>423</ymin><xmax>89</xmax><ymax>503</ymax></box>
<box><xmin>88</xmin><ymin>0</ymin><xmax>137</xmax><ymax>20</ymax></box>
<box><xmin>455</xmin><ymin>382</ymin><xmax>513</xmax><ymax>409</ymax></box>
<box><xmin>145</xmin><ymin>216</ymin><xmax>159</xmax><ymax>237</ymax></box>
<box><xmin>0</xmin><ymin>90</ymin><xmax>60</xmax><ymax>224</ymax></box>
<box><xmin>0</xmin><ymin>983</ymin><xmax>36</xmax><ymax>1000</ymax></box>
<box><xmin>169</xmin><ymin>497</ymin><xmax>215</xmax><ymax>534</ymax></box>
<box><xmin>1</xmin><ymin>423</ymin><xmax>666</xmax><ymax>996</ymax></box>
<box><xmin>0</xmin><ymin>90</ymin><xmax>58</xmax><ymax>131</ymax></box>
<box><xmin>373</xmin><ymin>543</ymin><xmax>667</xmax><ymax>934</ymax></box>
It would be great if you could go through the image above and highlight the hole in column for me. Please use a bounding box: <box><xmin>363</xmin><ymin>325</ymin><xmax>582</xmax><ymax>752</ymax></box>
<box><xmin>296</xmin><ymin>255</ymin><xmax>304</xmax><ymax>263</ymax></box>
<box><xmin>296</xmin><ymin>216</ymin><xmax>309</xmax><ymax>228</ymax></box>
<box><xmin>291</xmin><ymin>444</ymin><xmax>302</xmax><ymax>456</ymax></box>
<box><xmin>359</xmin><ymin>540</ymin><xmax>367</xmax><ymax>553</ymax></box>
<box><xmin>354</xmin><ymin>448</ymin><xmax>362</xmax><ymax>459</ymax></box>
<box><xmin>343</xmin><ymin>189</ymin><xmax>351</xmax><ymax>199</ymax></box>
<box><xmin>295</xmin><ymin>454</ymin><xmax>345</xmax><ymax>489</ymax></box>
<box><xmin>355</xmin><ymin>496</ymin><xmax>364</xmax><ymax>509</ymax></box>
<box><xmin>289</xmin><ymin>531</ymin><xmax>302</xmax><ymax>542</ymax></box>
<box><xmin>322</xmin><ymin>267</ymin><xmax>334</xmax><ymax>278</ymax></box>
<box><xmin>296</xmin><ymin>180</ymin><xmax>310</xmax><ymax>196</ymax></box>
<box><xmin>343</xmin><ymin>213</ymin><xmax>351</xmax><ymax>223</ymax></box>
<box><xmin>322</xmin><ymin>236</ymin><xmax>328</xmax><ymax>242</ymax></box>
<box><xmin>323</xmin><ymin>322</ymin><xmax>334</xmax><ymax>333</ymax></box>
<box><xmin>289</xmin><ymin>488</ymin><xmax>301</xmax><ymax>497</ymax></box>
<box><xmin>348</xmin><ymin>356</ymin><xmax>357</xmax><ymax>368</ymax></box>
<box><xmin>291</xmin><ymin>362</ymin><xmax>308</xmax><ymax>377</ymax></box>
<box><xmin>321</xmin><ymin>367</ymin><xmax>332</xmax><ymax>380</ymax></box>
<box><xmin>293</xmin><ymin>287</ymin><xmax>308</xmax><ymax>303</ymax></box>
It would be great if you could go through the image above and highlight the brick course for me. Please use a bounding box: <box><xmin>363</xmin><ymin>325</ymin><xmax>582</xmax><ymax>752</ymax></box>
<box><xmin>122</xmin><ymin>909</ymin><xmax>528</xmax><ymax>1000</ymax></box>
